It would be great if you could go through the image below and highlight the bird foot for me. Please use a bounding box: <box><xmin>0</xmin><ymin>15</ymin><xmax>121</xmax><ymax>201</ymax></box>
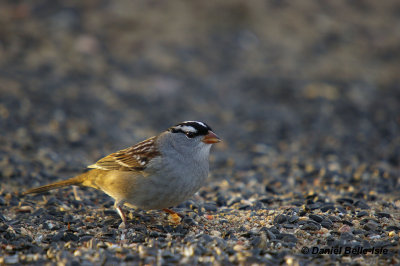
<box><xmin>163</xmin><ymin>208</ymin><xmax>182</xmax><ymax>224</ymax></box>
<box><xmin>118</xmin><ymin>222</ymin><xmax>126</xmax><ymax>230</ymax></box>
<box><xmin>115</xmin><ymin>200</ymin><xmax>127</xmax><ymax>228</ymax></box>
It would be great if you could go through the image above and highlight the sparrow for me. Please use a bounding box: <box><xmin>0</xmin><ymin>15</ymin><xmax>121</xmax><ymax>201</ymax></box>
<box><xmin>23</xmin><ymin>121</ymin><xmax>221</xmax><ymax>227</ymax></box>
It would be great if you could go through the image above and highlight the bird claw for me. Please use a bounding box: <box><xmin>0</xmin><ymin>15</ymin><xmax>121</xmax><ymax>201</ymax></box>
<box><xmin>163</xmin><ymin>208</ymin><xmax>182</xmax><ymax>224</ymax></box>
<box><xmin>118</xmin><ymin>222</ymin><xmax>126</xmax><ymax>229</ymax></box>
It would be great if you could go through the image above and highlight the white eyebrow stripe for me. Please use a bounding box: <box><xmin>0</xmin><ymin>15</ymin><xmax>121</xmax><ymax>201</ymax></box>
<box><xmin>176</xmin><ymin>125</ymin><xmax>197</xmax><ymax>133</ymax></box>
<box><xmin>184</xmin><ymin>121</ymin><xmax>207</xmax><ymax>128</ymax></box>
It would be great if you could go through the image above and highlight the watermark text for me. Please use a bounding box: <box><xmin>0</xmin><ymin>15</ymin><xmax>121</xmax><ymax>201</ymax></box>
<box><xmin>301</xmin><ymin>246</ymin><xmax>388</xmax><ymax>255</ymax></box>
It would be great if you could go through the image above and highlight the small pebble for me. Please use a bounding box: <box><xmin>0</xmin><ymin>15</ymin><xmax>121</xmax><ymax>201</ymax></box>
<box><xmin>354</xmin><ymin>200</ymin><xmax>370</xmax><ymax>209</ymax></box>
<box><xmin>203</xmin><ymin>203</ymin><xmax>217</xmax><ymax>212</ymax></box>
<box><xmin>364</xmin><ymin>221</ymin><xmax>379</xmax><ymax>231</ymax></box>
<box><xmin>288</xmin><ymin>215</ymin><xmax>299</xmax><ymax>223</ymax></box>
<box><xmin>320</xmin><ymin>219</ymin><xmax>333</xmax><ymax>229</ymax></box>
<box><xmin>375</xmin><ymin>212</ymin><xmax>391</xmax><ymax>218</ymax></box>
<box><xmin>301</xmin><ymin>223</ymin><xmax>321</xmax><ymax>231</ymax></box>
<box><xmin>356</xmin><ymin>211</ymin><xmax>368</xmax><ymax>217</ymax></box>
<box><xmin>4</xmin><ymin>254</ymin><xmax>19</xmax><ymax>264</ymax></box>
<box><xmin>274</xmin><ymin>214</ymin><xmax>287</xmax><ymax>224</ymax></box>
<box><xmin>309</xmin><ymin>214</ymin><xmax>323</xmax><ymax>223</ymax></box>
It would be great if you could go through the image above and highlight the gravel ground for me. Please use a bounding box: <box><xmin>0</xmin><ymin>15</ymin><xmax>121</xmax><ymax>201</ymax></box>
<box><xmin>1</xmin><ymin>1</ymin><xmax>400</xmax><ymax>265</ymax></box>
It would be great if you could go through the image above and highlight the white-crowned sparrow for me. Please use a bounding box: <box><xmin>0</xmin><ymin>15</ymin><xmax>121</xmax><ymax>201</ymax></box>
<box><xmin>23</xmin><ymin>121</ymin><xmax>220</xmax><ymax>227</ymax></box>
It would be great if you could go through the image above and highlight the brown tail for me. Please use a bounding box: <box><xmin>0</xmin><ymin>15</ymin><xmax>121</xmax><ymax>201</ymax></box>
<box><xmin>23</xmin><ymin>174</ymin><xmax>86</xmax><ymax>195</ymax></box>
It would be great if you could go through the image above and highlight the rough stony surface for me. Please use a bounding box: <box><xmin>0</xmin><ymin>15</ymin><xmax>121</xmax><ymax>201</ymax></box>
<box><xmin>1</xmin><ymin>1</ymin><xmax>399</xmax><ymax>265</ymax></box>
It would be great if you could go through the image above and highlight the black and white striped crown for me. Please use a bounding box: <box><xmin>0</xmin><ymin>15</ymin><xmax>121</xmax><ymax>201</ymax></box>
<box><xmin>169</xmin><ymin>121</ymin><xmax>212</xmax><ymax>138</ymax></box>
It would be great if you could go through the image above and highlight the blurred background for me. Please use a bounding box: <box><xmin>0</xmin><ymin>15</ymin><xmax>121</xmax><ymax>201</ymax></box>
<box><xmin>0</xmin><ymin>1</ymin><xmax>399</xmax><ymax>191</ymax></box>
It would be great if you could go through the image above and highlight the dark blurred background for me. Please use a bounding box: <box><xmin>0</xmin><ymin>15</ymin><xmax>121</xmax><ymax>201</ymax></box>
<box><xmin>0</xmin><ymin>1</ymin><xmax>399</xmax><ymax>190</ymax></box>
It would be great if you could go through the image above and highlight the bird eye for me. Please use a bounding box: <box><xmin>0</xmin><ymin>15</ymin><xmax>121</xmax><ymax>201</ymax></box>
<box><xmin>185</xmin><ymin>132</ymin><xmax>195</xmax><ymax>138</ymax></box>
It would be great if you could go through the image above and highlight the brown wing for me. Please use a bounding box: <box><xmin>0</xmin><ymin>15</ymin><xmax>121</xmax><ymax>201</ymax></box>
<box><xmin>88</xmin><ymin>136</ymin><xmax>160</xmax><ymax>171</ymax></box>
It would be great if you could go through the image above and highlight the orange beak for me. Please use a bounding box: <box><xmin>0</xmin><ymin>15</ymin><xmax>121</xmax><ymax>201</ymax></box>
<box><xmin>202</xmin><ymin>131</ymin><xmax>221</xmax><ymax>144</ymax></box>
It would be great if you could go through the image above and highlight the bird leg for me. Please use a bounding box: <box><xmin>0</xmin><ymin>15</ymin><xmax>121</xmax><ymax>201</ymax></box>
<box><xmin>163</xmin><ymin>208</ymin><xmax>182</xmax><ymax>224</ymax></box>
<box><xmin>114</xmin><ymin>200</ymin><xmax>127</xmax><ymax>229</ymax></box>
